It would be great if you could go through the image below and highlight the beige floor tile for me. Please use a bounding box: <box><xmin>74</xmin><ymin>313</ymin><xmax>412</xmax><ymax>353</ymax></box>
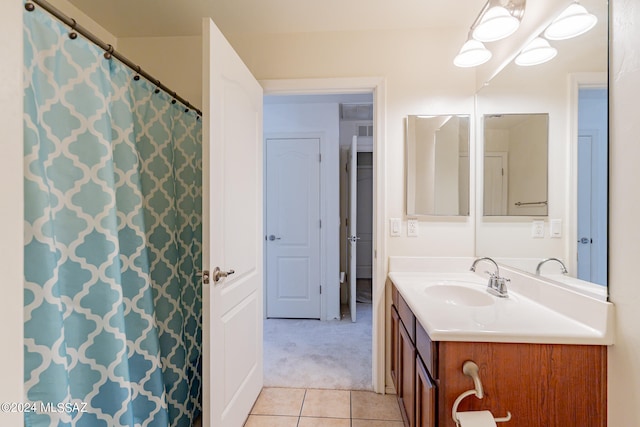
<box><xmin>250</xmin><ymin>387</ymin><xmax>306</xmax><ymax>416</ymax></box>
<box><xmin>351</xmin><ymin>390</ymin><xmax>402</xmax><ymax>421</ymax></box>
<box><xmin>298</xmin><ymin>417</ymin><xmax>351</xmax><ymax>427</ymax></box>
<box><xmin>352</xmin><ymin>420</ymin><xmax>405</xmax><ymax>427</ymax></box>
<box><xmin>244</xmin><ymin>415</ymin><xmax>299</xmax><ymax>427</ymax></box>
<box><xmin>301</xmin><ymin>389</ymin><xmax>351</xmax><ymax>418</ymax></box>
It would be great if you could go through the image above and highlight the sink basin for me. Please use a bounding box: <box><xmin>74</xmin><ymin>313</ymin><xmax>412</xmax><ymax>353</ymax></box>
<box><xmin>424</xmin><ymin>284</ymin><xmax>494</xmax><ymax>307</ymax></box>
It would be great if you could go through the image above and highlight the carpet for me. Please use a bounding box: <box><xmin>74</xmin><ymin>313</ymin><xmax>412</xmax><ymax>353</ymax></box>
<box><xmin>263</xmin><ymin>303</ymin><xmax>373</xmax><ymax>391</ymax></box>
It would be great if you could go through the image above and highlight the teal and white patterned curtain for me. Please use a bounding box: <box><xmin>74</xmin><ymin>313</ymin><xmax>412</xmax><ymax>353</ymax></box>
<box><xmin>23</xmin><ymin>4</ymin><xmax>202</xmax><ymax>426</ymax></box>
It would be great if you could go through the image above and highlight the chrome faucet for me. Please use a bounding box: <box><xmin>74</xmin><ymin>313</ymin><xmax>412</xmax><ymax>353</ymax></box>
<box><xmin>470</xmin><ymin>257</ymin><xmax>510</xmax><ymax>298</ymax></box>
<box><xmin>535</xmin><ymin>257</ymin><xmax>568</xmax><ymax>275</ymax></box>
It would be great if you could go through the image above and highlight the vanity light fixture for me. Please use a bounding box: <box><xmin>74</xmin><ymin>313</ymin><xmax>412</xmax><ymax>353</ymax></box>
<box><xmin>472</xmin><ymin>0</ymin><xmax>526</xmax><ymax>42</ymax></box>
<box><xmin>544</xmin><ymin>2</ymin><xmax>598</xmax><ymax>40</ymax></box>
<box><xmin>514</xmin><ymin>37</ymin><xmax>557</xmax><ymax>66</ymax></box>
<box><xmin>454</xmin><ymin>39</ymin><xmax>492</xmax><ymax>68</ymax></box>
<box><xmin>454</xmin><ymin>0</ymin><xmax>526</xmax><ymax>68</ymax></box>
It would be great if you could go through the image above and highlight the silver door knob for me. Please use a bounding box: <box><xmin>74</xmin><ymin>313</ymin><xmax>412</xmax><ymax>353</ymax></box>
<box><xmin>579</xmin><ymin>237</ymin><xmax>591</xmax><ymax>244</ymax></box>
<box><xmin>267</xmin><ymin>235</ymin><xmax>281</xmax><ymax>241</ymax></box>
<box><xmin>213</xmin><ymin>267</ymin><xmax>235</xmax><ymax>283</ymax></box>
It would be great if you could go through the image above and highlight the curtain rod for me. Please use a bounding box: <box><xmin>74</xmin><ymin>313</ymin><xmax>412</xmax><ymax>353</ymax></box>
<box><xmin>26</xmin><ymin>0</ymin><xmax>203</xmax><ymax>117</ymax></box>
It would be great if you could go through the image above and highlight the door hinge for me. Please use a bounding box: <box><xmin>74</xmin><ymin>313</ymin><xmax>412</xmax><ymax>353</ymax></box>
<box><xmin>319</xmin><ymin>219</ymin><xmax>322</xmax><ymax>228</ymax></box>
<box><xmin>320</xmin><ymin>285</ymin><xmax>322</xmax><ymax>294</ymax></box>
<box><xmin>501</xmin><ymin>168</ymin><xmax>504</xmax><ymax>176</ymax></box>
<box><xmin>319</xmin><ymin>153</ymin><xmax>322</xmax><ymax>162</ymax></box>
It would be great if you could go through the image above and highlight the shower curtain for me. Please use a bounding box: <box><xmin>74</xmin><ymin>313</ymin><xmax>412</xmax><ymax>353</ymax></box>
<box><xmin>23</xmin><ymin>5</ymin><xmax>202</xmax><ymax>426</ymax></box>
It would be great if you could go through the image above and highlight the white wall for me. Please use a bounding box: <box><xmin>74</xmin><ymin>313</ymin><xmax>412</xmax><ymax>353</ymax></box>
<box><xmin>608</xmin><ymin>0</ymin><xmax>640</xmax><ymax>424</ymax></box>
<box><xmin>264</xmin><ymin>102</ymin><xmax>341</xmax><ymax>320</ymax></box>
<box><xmin>0</xmin><ymin>1</ymin><xmax>24</xmax><ymax>424</ymax></box>
<box><xmin>118</xmin><ymin>36</ymin><xmax>202</xmax><ymax>110</ymax></box>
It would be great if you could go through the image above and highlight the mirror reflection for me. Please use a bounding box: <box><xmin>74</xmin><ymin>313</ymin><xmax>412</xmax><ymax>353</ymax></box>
<box><xmin>483</xmin><ymin>113</ymin><xmax>548</xmax><ymax>216</ymax></box>
<box><xmin>475</xmin><ymin>0</ymin><xmax>608</xmax><ymax>298</ymax></box>
<box><xmin>406</xmin><ymin>115</ymin><xmax>470</xmax><ymax>216</ymax></box>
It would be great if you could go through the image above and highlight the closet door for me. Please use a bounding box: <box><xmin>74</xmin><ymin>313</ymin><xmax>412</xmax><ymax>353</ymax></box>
<box><xmin>202</xmin><ymin>17</ymin><xmax>264</xmax><ymax>427</ymax></box>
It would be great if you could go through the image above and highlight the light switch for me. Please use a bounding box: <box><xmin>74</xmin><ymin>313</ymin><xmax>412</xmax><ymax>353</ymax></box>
<box><xmin>550</xmin><ymin>219</ymin><xmax>562</xmax><ymax>238</ymax></box>
<box><xmin>390</xmin><ymin>218</ymin><xmax>401</xmax><ymax>237</ymax></box>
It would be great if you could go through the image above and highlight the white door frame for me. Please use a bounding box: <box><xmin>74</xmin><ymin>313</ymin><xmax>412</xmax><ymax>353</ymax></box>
<box><xmin>264</xmin><ymin>133</ymin><xmax>325</xmax><ymax>320</ymax></box>
<box><xmin>261</xmin><ymin>77</ymin><xmax>386</xmax><ymax>393</ymax></box>
<box><xmin>568</xmin><ymin>73</ymin><xmax>607</xmax><ymax>276</ymax></box>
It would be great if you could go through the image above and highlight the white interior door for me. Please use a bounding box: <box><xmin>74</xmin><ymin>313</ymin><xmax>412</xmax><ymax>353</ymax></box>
<box><xmin>356</xmin><ymin>163</ymin><xmax>373</xmax><ymax>279</ymax></box>
<box><xmin>577</xmin><ymin>135</ymin><xmax>593</xmax><ymax>280</ymax></box>
<box><xmin>202</xmin><ymin>18</ymin><xmax>263</xmax><ymax>427</ymax></box>
<box><xmin>266</xmin><ymin>138</ymin><xmax>321</xmax><ymax>319</ymax></box>
<box><xmin>483</xmin><ymin>153</ymin><xmax>508</xmax><ymax>215</ymax></box>
<box><xmin>348</xmin><ymin>136</ymin><xmax>358</xmax><ymax>322</ymax></box>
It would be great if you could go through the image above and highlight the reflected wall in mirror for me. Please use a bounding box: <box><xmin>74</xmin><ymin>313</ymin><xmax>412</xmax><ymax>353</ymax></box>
<box><xmin>406</xmin><ymin>115</ymin><xmax>470</xmax><ymax>216</ymax></box>
<box><xmin>483</xmin><ymin>113</ymin><xmax>548</xmax><ymax>216</ymax></box>
<box><xmin>474</xmin><ymin>0</ymin><xmax>608</xmax><ymax>299</ymax></box>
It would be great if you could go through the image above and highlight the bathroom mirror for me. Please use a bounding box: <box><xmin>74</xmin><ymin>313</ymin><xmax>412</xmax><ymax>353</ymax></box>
<box><xmin>406</xmin><ymin>115</ymin><xmax>470</xmax><ymax>216</ymax></box>
<box><xmin>475</xmin><ymin>0</ymin><xmax>608</xmax><ymax>297</ymax></box>
<box><xmin>483</xmin><ymin>113</ymin><xmax>548</xmax><ymax>216</ymax></box>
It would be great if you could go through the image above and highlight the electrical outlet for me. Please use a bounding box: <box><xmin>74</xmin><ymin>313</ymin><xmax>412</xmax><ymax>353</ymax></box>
<box><xmin>532</xmin><ymin>220</ymin><xmax>545</xmax><ymax>238</ymax></box>
<box><xmin>407</xmin><ymin>219</ymin><xmax>418</xmax><ymax>237</ymax></box>
<box><xmin>390</xmin><ymin>218</ymin><xmax>401</xmax><ymax>237</ymax></box>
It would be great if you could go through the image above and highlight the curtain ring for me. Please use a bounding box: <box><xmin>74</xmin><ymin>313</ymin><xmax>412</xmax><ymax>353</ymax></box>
<box><xmin>154</xmin><ymin>80</ymin><xmax>161</xmax><ymax>94</ymax></box>
<box><xmin>25</xmin><ymin>3</ymin><xmax>35</xmax><ymax>12</ymax></box>
<box><xmin>171</xmin><ymin>92</ymin><xmax>177</xmax><ymax>104</ymax></box>
<box><xmin>104</xmin><ymin>44</ymin><xmax>114</xmax><ymax>60</ymax></box>
<box><xmin>69</xmin><ymin>19</ymin><xmax>78</xmax><ymax>39</ymax></box>
<box><xmin>133</xmin><ymin>66</ymin><xmax>141</xmax><ymax>81</ymax></box>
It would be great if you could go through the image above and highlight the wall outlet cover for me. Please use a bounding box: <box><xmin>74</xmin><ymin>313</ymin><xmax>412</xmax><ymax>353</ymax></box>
<box><xmin>550</xmin><ymin>219</ymin><xmax>562</xmax><ymax>238</ymax></box>
<box><xmin>532</xmin><ymin>220</ymin><xmax>545</xmax><ymax>238</ymax></box>
<box><xmin>407</xmin><ymin>219</ymin><xmax>418</xmax><ymax>237</ymax></box>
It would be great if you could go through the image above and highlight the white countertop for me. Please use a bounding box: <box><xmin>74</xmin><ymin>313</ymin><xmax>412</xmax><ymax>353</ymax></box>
<box><xmin>388</xmin><ymin>261</ymin><xmax>615</xmax><ymax>345</ymax></box>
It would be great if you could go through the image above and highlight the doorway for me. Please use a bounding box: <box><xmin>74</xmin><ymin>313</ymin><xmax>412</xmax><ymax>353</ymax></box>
<box><xmin>261</xmin><ymin>86</ymin><xmax>382</xmax><ymax>391</ymax></box>
<box><xmin>577</xmin><ymin>87</ymin><xmax>608</xmax><ymax>286</ymax></box>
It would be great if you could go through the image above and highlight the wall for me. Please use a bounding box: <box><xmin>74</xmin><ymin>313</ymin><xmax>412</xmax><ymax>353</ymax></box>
<box><xmin>118</xmin><ymin>36</ymin><xmax>202</xmax><ymax>110</ymax></box>
<box><xmin>0</xmin><ymin>1</ymin><xmax>24</xmax><ymax>424</ymax></box>
<box><xmin>263</xmin><ymin>102</ymin><xmax>341</xmax><ymax>320</ymax></box>
<box><xmin>608</xmin><ymin>0</ymin><xmax>640</xmax><ymax>424</ymax></box>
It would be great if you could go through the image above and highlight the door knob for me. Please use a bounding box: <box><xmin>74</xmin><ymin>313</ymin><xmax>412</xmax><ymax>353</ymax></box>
<box><xmin>212</xmin><ymin>267</ymin><xmax>235</xmax><ymax>283</ymax></box>
<box><xmin>578</xmin><ymin>237</ymin><xmax>591</xmax><ymax>244</ymax></box>
<box><xmin>267</xmin><ymin>235</ymin><xmax>281</xmax><ymax>241</ymax></box>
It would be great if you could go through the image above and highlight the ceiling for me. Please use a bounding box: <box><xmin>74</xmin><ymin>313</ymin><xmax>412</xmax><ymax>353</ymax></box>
<box><xmin>66</xmin><ymin>0</ymin><xmax>486</xmax><ymax>38</ymax></box>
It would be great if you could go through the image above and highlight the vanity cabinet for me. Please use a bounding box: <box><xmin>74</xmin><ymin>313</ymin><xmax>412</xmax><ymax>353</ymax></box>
<box><xmin>392</xmin><ymin>286</ymin><xmax>434</xmax><ymax>427</ymax></box>
<box><xmin>391</xmin><ymin>284</ymin><xmax>607</xmax><ymax>427</ymax></box>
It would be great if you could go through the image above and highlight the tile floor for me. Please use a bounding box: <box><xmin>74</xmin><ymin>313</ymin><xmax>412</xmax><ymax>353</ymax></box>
<box><xmin>244</xmin><ymin>387</ymin><xmax>404</xmax><ymax>427</ymax></box>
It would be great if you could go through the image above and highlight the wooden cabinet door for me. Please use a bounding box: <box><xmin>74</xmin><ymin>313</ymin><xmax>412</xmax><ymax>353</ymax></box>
<box><xmin>416</xmin><ymin>357</ymin><xmax>436</xmax><ymax>427</ymax></box>
<box><xmin>391</xmin><ymin>306</ymin><xmax>400</xmax><ymax>393</ymax></box>
<box><xmin>399</xmin><ymin>321</ymin><xmax>416</xmax><ymax>427</ymax></box>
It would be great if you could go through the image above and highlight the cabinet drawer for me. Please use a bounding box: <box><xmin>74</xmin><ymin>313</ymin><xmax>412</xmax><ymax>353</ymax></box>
<box><xmin>416</xmin><ymin>321</ymin><xmax>438</xmax><ymax>379</ymax></box>
<box><xmin>397</xmin><ymin>292</ymin><xmax>416</xmax><ymax>343</ymax></box>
